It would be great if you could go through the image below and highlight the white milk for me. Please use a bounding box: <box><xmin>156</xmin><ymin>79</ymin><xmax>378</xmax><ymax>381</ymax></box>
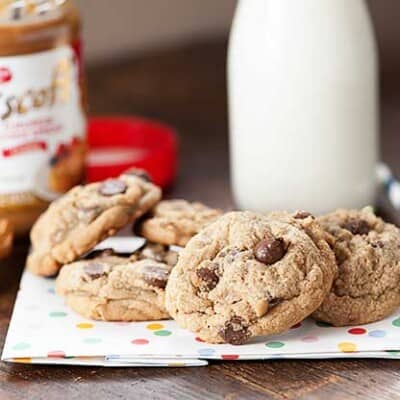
<box><xmin>228</xmin><ymin>0</ymin><xmax>379</xmax><ymax>214</ymax></box>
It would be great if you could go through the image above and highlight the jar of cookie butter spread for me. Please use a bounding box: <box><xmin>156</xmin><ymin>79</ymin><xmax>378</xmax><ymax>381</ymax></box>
<box><xmin>0</xmin><ymin>0</ymin><xmax>86</xmax><ymax>234</ymax></box>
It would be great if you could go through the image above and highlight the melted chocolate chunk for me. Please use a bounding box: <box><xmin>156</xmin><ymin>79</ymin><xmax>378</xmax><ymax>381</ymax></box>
<box><xmin>124</xmin><ymin>168</ymin><xmax>152</xmax><ymax>182</ymax></box>
<box><xmin>219</xmin><ymin>316</ymin><xmax>250</xmax><ymax>345</ymax></box>
<box><xmin>83</xmin><ymin>262</ymin><xmax>107</xmax><ymax>280</ymax></box>
<box><xmin>98</xmin><ymin>179</ymin><xmax>127</xmax><ymax>196</ymax></box>
<box><xmin>342</xmin><ymin>219</ymin><xmax>370</xmax><ymax>235</ymax></box>
<box><xmin>268</xmin><ymin>298</ymin><xmax>282</xmax><ymax>309</ymax></box>
<box><xmin>196</xmin><ymin>264</ymin><xmax>220</xmax><ymax>291</ymax></box>
<box><xmin>371</xmin><ymin>241</ymin><xmax>385</xmax><ymax>249</ymax></box>
<box><xmin>254</xmin><ymin>237</ymin><xmax>286</xmax><ymax>265</ymax></box>
<box><xmin>85</xmin><ymin>248</ymin><xmax>115</xmax><ymax>259</ymax></box>
<box><xmin>142</xmin><ymin>265</ymin><xmax>169</xmax><ymax>288</ymax></box>
<box><xmin>294</xmin><ymin>211</ymin><xmax>313</xmax><ymax>219</ymax></box>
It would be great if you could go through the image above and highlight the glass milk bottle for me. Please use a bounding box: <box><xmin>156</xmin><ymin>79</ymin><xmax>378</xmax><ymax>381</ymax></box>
<box><xmin>228</xmin><ymin>0</ymin><xmax>378</xmax><ymax>215</ymax></box>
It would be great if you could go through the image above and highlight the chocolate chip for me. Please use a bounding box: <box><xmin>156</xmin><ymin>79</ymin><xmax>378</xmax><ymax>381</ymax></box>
<box><xmin>254</xmin><ymin>237</ymin><xmax>287</xmax><ymax>265</ymax></box>
<box><xmin>294</xmin><ymin>211</ymin><xmax>313</xmax><ymax>219</ymax></box>
<box><xmin>196</xmin><ymin>264</ymin><xmax>220</xmax><ymax>291</ymax></box>
<box><xmin>219</xmin><ymin>316</ymin><xmax>250</xmax><ymax>345</ymax></box>
<box><xmin>85</xmin><ymin>248</ymin><xmax>116</xmax><ymax>259</ymax></box>
<box><xmin>83</xmin><ymin>262</ymin><xmax>107</xmax><ymax>280</ymax></box>
<box><xmin>268</xmin><ymin>298</ymin><xmax>282</xmax><ymax>309</ymax></box>
<box><xmin>98</xmin><ymin>179</ymin><xmax>127</xmax><ymax>196</ymax></box>
<box><xmin>123</xmin><ymin>168</ymin><xmax>152</xmax><ymax>182</ymax></box>
<box><xmin>371</xmin><ymin>241</ymin><xmax>385</xmax><ymax>249</ymax></box>
<box><xmin>142</xmin><ymin>265</ymin><xmax>169</xmax><ymax>288</ymax></box>
<box><xmin>342</xmin><ymin>219</ymin><xmax>370</xmax><ymax>235</ymax></box>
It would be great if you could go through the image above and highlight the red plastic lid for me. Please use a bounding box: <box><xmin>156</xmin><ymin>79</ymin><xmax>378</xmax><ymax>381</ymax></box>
<box><xmin>87</xmin><ymin>116</ymin><xmax>178</xmax><ymax>188</ymax></box>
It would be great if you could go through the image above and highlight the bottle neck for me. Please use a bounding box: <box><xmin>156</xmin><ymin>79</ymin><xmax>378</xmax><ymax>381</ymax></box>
<box><xmin>236</xmin><ymin>0</ymin><xmax>368</xmax><ymax>19</ymax></box>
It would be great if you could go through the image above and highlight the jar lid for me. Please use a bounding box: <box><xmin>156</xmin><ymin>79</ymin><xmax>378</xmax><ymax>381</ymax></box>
<box><xmin>87</xmin><ymin>116</ymin><xmax>178</xmax><ymax>189</ymax></box>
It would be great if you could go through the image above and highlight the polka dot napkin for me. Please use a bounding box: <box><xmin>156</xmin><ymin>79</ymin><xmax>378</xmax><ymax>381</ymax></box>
<box><xmin>2</xmin><ymin>270</ymin><xmax>400</xmax><ymax>367</ymax></box>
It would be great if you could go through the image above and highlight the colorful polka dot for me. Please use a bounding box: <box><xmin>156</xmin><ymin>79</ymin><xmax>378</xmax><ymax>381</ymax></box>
<box><xmin>83</xmin><ymin>337</ymin><xmax>102</xmax><ymax>344</ymax></box>
<box><xmin>147</xmin><ymin>323</ymin><xmax>164</xmax><ymax>331</ymax></box>
<box><xmin>316</xmin><ymin>321</ymin><xmax>332</xmax><ymax>328</ymax></box>
<box><xmin>12</xmin><ymin>342</ymin><xmax>31</xmax><ymax>351</ymax></box>
<box><xmin>221</xmin><ymin>354</ymin><xmax>239</xmax><ymax>360</ymax></box>
<box><xmin>49</xmin><ymin>311</ymin><xmax>67</xmax><ymax>318</ymax></box>
<box><xmin>198</xmin><ymin>348</ymin><xmax>216</xmax><ymax>357</ymax></box>
<box><xmin>266</xmin><ymin>341</ymin><xmax>285</xmax><ymax>349</ymax></box>
<box><xmin>131</xmin><ymin>338</ymin><xmax>149</xmax><ymax>345</ymax></box>
<box><xmin>392</xmin><ymin>317</ymin><xmax>400</xmax><ymax>327</ymax></box>
<box><xmin>12</xmin><ymin>357</ymin><xmax>32</xmax><ymax>363</ymax></box>
<box><xmin>47</xmin><ymin>350</ymin><xmax>65</xmax><ymax>358</ymax></box>
<box><xmin>76</xmin><ymin>322</ymin><xmax>94</xmax><ymax>329</ymax></box>
<box><xmin>301</xmin><ymin>335</ymin><xmax>319</xmax><ymax>343</ymax></box>
<box><xmin>47</xmin><ymin>288</ymin><xmax>55</xmax><ymax>294</ymax></box>
<box><xmin>154</xmin><ymin>330</ymin><xmax>172</xmax><ymax>337</ymax></box>
<box><xmin>338</xmin><ymin>342</ymin><xmax>357</xmax><ymax>353</ymax></box>
<box><xmin>386</xmin><ymin>350</ymin><xmax>400</xmax><ymax>355</ymax></box>
<box><xmin>368</xmin><ymin>330</ymin><xmax>387</xmax><ymax>338</ymax></box>
<box><xmin>195</xmin><ymin>336</ymin><xmax>205</xmax><ymax>343</ymax></box>
<box><xmin>348</xmin><ymin>327</ymin><xmax>367</xmax><ymax>335</ymax></box>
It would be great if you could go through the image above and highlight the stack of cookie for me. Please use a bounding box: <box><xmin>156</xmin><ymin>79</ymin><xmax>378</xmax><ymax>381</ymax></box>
<box><xmin>27</xmin><ymin>168</ymin><xmax>222</xmax><ymax>323</ymax></box>
<box><xmin>27</xmin><ymin>170</ymin><xmax>400</xmax><ymax>345</ymax></box>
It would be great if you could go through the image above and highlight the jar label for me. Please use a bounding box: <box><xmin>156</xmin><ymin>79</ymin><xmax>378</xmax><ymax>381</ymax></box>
<box><xmin>0</xmin><ymin>45</ymin><xmax>86</xmax><ymax>199</ymax></box>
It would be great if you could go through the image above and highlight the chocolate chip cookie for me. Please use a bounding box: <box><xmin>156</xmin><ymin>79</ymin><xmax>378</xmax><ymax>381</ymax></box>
<box><xmin>165</xmin><ymin>211</ymin><xmax>336</xmax><ymax>344</ymax></box>
<box><xmin>138</xmin><ymin>199</ymin><xmax>222</xmax><ymax>247</ymax></box>
<box><xmin>313</xmin><ymin>207</ymin><xmax>400</xmax><ymax>326</ymax></box>
<box><xmin>56</xmin><ymin>252</ymin><xmax>172</xmax><ymax>321</ymax></box>
<box><xmin>27</xmin><ymin>169</ymin><xmax>161</xmax><ymax>276</ymax></box>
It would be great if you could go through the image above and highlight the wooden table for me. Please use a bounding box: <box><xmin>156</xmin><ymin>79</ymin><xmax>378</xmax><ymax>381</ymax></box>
<box><xmin>1</xmin><ymin>40</ymin><xmax>400</xmax><ymax>400</ymax></box>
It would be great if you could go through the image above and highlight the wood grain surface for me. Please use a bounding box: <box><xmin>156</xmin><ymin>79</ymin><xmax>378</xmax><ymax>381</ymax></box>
<box><xmin>0</xmin><ymin>40</ymin><xmax>400</xmax><ymax>400</ymax></box>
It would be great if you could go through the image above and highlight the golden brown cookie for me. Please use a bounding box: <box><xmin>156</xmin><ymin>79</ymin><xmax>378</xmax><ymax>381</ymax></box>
<box><xmin>165</xmin><ymin>211</ymin><xmax>336</xmax><ymax>344</ymax></box>
<box><xmin>313</xmin><ymin>207</ymin><xmax>400</xmax><ymax>326</ymax></box>
<box><xmin>56</xmin><ymin>253</ymin><xmax>172</xmax><ymax>321</ymax></box>
<box><xmin>139</xmin><ymin>199</ymin><xmax>222</xmax><ymax>246</ymax></box>
<box><xmin>27</xmin><ymin>169</ymin><xmax>161</xmax><ymax>277</ymax></box>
